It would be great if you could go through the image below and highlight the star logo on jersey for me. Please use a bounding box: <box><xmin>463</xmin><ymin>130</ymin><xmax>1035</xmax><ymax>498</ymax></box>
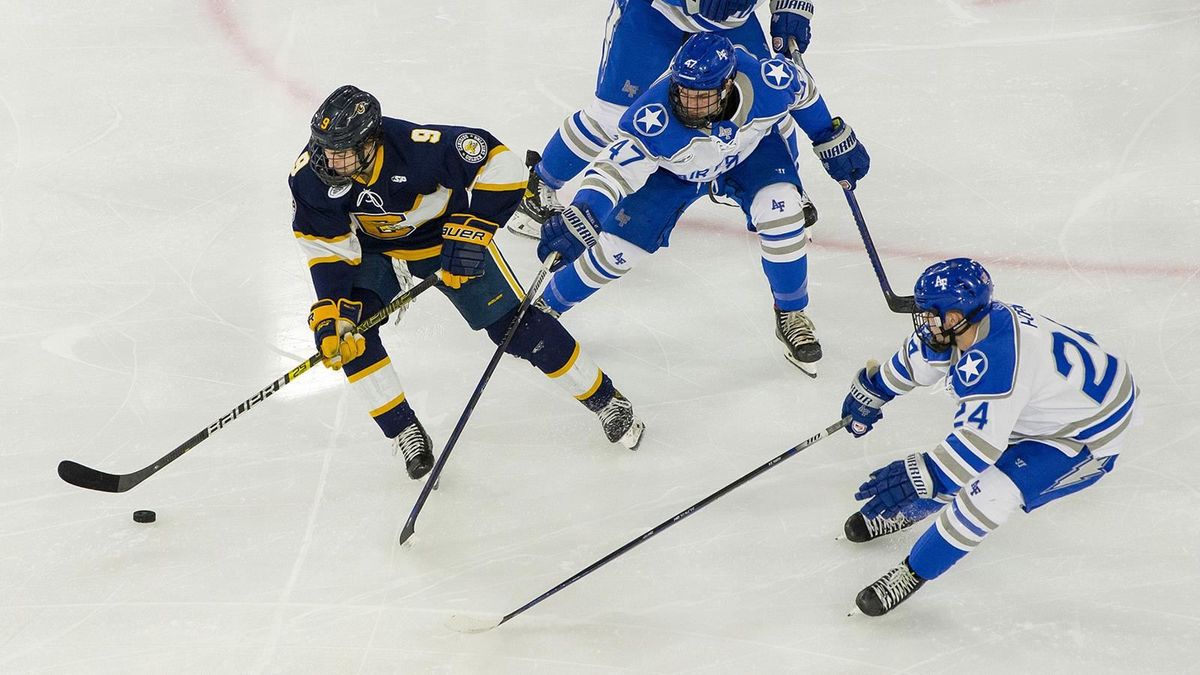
<box><xmin>955</xmin><ymin>350</ymin><xmax>989</xmax><ymax>387</ymax></box>
<box><xmin>761</xmin><ymin>60</ymin><xmax>794</xmax><ymax>90</ymax></box>
<box><xmin>633</xmin><ymin>103</ymin><xmax>668</xmax><ymax>137</ymax></box>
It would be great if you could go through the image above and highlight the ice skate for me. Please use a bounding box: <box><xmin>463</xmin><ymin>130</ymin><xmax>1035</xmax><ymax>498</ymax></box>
<box><xmin>506</xmin><ymin>150</ymin><xmax>560</xmax><ymax>240</ymax></box>
<box><xmin>843</xmin><ymin>511</ymin><xmax>917</xmax><ymax>543</ymax></box>
<box><xmin>856</xmin><ymin>558</ymin><xmax>926</xmax><ymax>616</ymax></box>
<box><xmin>392</xmin><ymin>420</ymin><xmax>434</xmax><ymax>480</ymax></box>
<box><xmin>596</xmin><ymin>390</ymin><xmax>644</xmax><ymax>450</ymax></box>
<box><xmin>774</xmin><ymin>308</ymin><xmax>822</xmax><ymax>377</ymax></box>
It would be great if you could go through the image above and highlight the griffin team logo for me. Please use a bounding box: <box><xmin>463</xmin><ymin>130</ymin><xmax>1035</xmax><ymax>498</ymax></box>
<box><xmin>455</xmin><ymin>133</ymin><xmax>488</xmax><ymax>163</ymax></box>
<box><xmin>955</xmin><ymin>350</ymin><xmax>989</xmax><ymax>387</ymax></box>
<box><xmin>632</xmin><ymin>103</ymin><xmax>668</xmax><ymax>137</ymax></box>
<box><xmin>761</xmin><ymin>59</ymin><xmax>795</xmax><ymax>90</ymax></box>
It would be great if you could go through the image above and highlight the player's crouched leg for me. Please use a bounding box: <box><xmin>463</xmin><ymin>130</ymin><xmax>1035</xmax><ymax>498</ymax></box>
<box><xmin>339</xmin><ymin>287</ymin><xmax>434</xmax><ymax>480</ymax></box>
<box><xmin>486</xmin><ymin>303</ymin><xmax>645</xmax><ymax>450</ymax></box>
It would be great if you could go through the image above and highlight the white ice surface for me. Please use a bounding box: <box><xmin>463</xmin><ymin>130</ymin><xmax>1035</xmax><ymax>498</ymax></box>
<box><xmin>2</xmin><ymin>1</ymin><xmax>1199</xmax><ymax>672</ymax></box>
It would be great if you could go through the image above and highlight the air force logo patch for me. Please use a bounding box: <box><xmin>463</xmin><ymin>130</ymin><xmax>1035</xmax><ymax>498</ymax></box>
<box><xmin>761</xmin><ymin>59</ymin><xmax>795</xmax><ymax>90</ymax></box>
<box><xmin>632</xmin><ymin>103</ymin><xmax>668</xmax><ymax>137</ymax></box>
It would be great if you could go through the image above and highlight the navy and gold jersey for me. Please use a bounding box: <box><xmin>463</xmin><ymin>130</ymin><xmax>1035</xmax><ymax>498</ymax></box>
<box><xmin>288</xmin><ymin>117</ymin><xmax>527</xmax><ymax>301</ymax></box>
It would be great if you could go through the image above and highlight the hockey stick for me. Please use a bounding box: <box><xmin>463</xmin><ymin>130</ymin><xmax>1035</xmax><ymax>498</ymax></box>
<box><xmin>57</xmin><ymin>275</ymin><xmax>441</xmax><ymax>493</ymax></box>
<box><xmin>398</xmin><ymin>254</ymin><xmax>559</xmax><ymax>545</ymax></box>
<box><xmin>841</xmin><ymin>188</ymin><xmax>918</xmax><ymax>314</ymax></box>
<box><xmin>446</xmin><ymin>416</ymin><xmax>850</xmax><ymax>633</ymax></box>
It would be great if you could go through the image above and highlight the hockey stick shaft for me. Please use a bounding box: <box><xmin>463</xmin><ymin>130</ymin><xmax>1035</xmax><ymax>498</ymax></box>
<box><xmin>57</xmin><ymin>275</ymin><xmax>440</xmax><ymax>493</ymax></box>
<box><xmin>466</xmin><ymin>416</ymin><xmax>849</xmax><ymax>631</ymax></box>
<box><xmin>399</xmin><ymin>255</ymin><xmax>559</xmax><ymax>545</ymax></box>
<box><xmin>842</xmin><ymin>188</ymin><xmax>918</xmax><ymax>314</ymax></box>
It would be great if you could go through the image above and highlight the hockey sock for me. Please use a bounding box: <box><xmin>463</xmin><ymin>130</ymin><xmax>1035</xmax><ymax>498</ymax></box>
<box><xmin>751</xmin><ymin>184</ymin><xmax>811</xmax><ymax>311</ymax></box>
<box><xmin>908</xmin><ymin>468</ymin><xmax>1022</xmax><ymax>580</ymax></box>
<box><xmin>342</xmin><ymin>331</ymin><xmax>417</xmax><ymax>438</ymax></box>
<box><xmin>485</xmin><ymin>304</ymin><xmax>612</xmax><ymax>405</ymax></box>
<box><xmin>761</xmin><ymin>256</ymin><xmax>809</xmax><ymax>311</ymax></box>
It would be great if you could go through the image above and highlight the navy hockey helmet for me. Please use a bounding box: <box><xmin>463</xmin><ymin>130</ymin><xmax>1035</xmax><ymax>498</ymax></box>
<box><xmin>307</xmin><ymin>85</ymin><xmax>382</xmax><ymax>187</ymax></box>
<box><xmin>669</xmin><ymin>33</ymin><xmax>737</xmax><ymax>129</ymax></box>
<box><xmin>912</xmin><ymin>258</ymin><xmax>994</xmax><ymax>351</ymax></box>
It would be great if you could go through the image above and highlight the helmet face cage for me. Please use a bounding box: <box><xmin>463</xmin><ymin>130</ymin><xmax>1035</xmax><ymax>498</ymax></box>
<box><xmin>668</xmin><ymin>81</ymin><xmax>731</xmax><ymax>129</ymax></box>
<box><xmin>911</xmin><ymin>258</ymin><xmax>994</xmax><ymax>352</ymax></box>
<box><xmin>306</xmin><ymin>86</ymin><xmax>382</xmax><ymax>187</ymax></box>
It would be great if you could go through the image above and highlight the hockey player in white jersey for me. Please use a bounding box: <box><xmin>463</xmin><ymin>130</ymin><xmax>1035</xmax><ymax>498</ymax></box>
<box><xmin>509</xmin><ymin>0</ymin><xmax>817</xmax><ymax>238</ymax></box>
<box><xmin>535</xmin><ymin>33</ymin><xmax>870</xmax><ymax>375</ymax></box>
<box><xmin>840</xmin><ymin>258</ymin><xmax>1139</xmax><ymax>615</ymax></box>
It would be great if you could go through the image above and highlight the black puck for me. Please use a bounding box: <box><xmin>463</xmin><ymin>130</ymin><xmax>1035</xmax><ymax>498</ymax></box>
<box><xmin>133</xmin><ymin>510</ymin><xmax>157</xmax><ymax>523</ymax></box>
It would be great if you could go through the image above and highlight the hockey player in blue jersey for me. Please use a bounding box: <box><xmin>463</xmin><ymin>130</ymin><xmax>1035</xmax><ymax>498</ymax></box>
<box><xmin>289</xmin><ymin>86</ymin><xmax>645</xmax><ymax>480</ymax></box>
<box><xmin>534</xmin><ymin>34</ymin><xmax>870</xmax><ymax>375</ymax></box>
<box><xmin>839</xmin><ymin>258</ymin><xmax>1139</xmax><ymax>615</ymax></box>
<box><xmin>508</xmin><ymin>0</ymin><xmax>818</xmax><ymax>239</ymax></box>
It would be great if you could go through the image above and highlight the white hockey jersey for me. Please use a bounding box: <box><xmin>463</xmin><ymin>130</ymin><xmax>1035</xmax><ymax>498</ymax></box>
<box><xmin>573</xmin><ymin>47</ymin><xmax>828</xmax><ymax>220</ymax></box>
<box><xmin>875</xmin><ymin>302</ymin><xmax>1139</xmax><ymax>490</ymax></box>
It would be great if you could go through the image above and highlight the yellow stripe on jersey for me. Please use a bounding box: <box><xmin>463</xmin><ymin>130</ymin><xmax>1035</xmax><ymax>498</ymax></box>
<box><xmin>487</xmin><ymin>242</ymin><xmax>524</xmax><ymax>300</ymax></box>
<box><xmin>294</xmin><ymin>231</ymin><xmax>353</xmax><ymax>243</ymax></box>
<box><xmin>352</xmin><ymin>144</ymin><xmax>385</xmax><ymax>186</ymax></box>
<box><xmin>347</xmin><ymin>356</ymin><xmax>391</xmax><ymax>383</ymax></box>
<box><xmin>308</xmin><ymin>255</ymin><xmax>361</xmax><ymax>268</ymax></box>
<box><xmin>473</xmin><ymin>180</ymin><xmax>527</xmax><ymax>192</ymax></box>
<box><xmin>385</xmin><ymin>245</ymin><xmax>442</xmax><ymax>261</ymax></box>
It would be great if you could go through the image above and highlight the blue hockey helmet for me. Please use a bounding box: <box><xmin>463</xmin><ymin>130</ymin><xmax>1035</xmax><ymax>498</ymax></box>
<box><xmin>669</xmin><ymin>33</ymin><xmax>737</xmax><ymax>128</ymax></box>
<box><xmin>911</xmin><ymin>258</ymin><xmax>994</xmax><ymax>351</ymax></box>
<box><xmin>307</xmin><ymin>85</ymin><xmax>382</xmax><ymax>187</ymax></box>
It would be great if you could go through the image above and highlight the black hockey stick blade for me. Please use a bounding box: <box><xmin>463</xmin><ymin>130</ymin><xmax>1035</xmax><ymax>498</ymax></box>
<box><xmin>58</xmin><ymin>460</ymin><xmax>125</xmax><ymax>493</ymax></box>
<box><xmin>57</xmin><ymin>276</ymin><xmax>439</xmax><ymax>494</ymax></box>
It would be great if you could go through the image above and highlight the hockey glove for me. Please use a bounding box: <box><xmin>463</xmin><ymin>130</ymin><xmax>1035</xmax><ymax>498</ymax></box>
<box><xmin>440</xmin><ymin>214</ymin><xmax>497</xmax><ymax>289</ymax></box>
<box><xmin>812</xmin><ymin>117</ymin><xmax>871</xmax><ymax>189</ymax></box>
<box><xmin>856</xmin><ymin>453</ymin><xmax>943</xmax><ymax>519</ymax></box>
<box><xmin>841</xmin><ymin>360</ymin><xmax>893</xmax><ymax>437</ymax></box>
<box><xmin>537</xmin><ymin>204</ymin><xmax>600</xmax><ymax>272</ymax></box>
<box><xmin>309</xmin><ymin>298</ymin><xmax>366</xmax><ymax>370</ymax></box>
<box><xmin>692</xmin><ymin>0</ymin><xmax>757</xmax><ymax>22</ymax></box>
<box><xmin>770</xmin><ymin>0</ymin><xmax>813</xmax><ymax>57</ymax></box>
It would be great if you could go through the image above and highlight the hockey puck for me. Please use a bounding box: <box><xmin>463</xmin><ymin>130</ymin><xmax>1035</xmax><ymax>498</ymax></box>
<box><xmin>133</xmin><ymin>510</ymin><xmax>156</xmax><ymax>523</ymax></box>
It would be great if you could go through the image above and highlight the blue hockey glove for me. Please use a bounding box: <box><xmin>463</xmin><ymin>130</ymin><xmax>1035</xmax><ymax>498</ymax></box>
<box><xmin>770</xmin><ymin>0</ymin><xmax>813</xmax><ymax>57</ymax></box>
<box><xmin>440</xmin><ymin>214</ymin><xmax>496</xmax><ymax>289</ymax></box>
<box><xmin>841</xmin><ymin>360</ymin><xmax>893</xmax><ymax>437</ymax></box>
<box><xmin>537</xmin><ymin>204</ymin><xmax>600</xmax><ymax>272</ymax></box>
<box><xmin>812</xmin><ymin>117</ymin><xmax>870</xmax><ymax>189</ymax></box>
<box><xmin>856</xmin><ymin>453</ymin><xmax>942</xmax><ymax>519</ymax></box>
<box><xmin>694</xmin><ymin>0</ymin><xmax>757</xmax><ymax>22</ymax></box>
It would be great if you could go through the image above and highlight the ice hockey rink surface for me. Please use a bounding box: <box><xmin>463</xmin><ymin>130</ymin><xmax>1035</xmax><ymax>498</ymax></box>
<box><xmin>2</xmin><ymin>1</ymin><xmax>1198</xmax><ymax>672</ymax></box>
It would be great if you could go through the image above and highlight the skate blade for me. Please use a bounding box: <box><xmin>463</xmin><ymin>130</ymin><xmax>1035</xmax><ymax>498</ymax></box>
<box><xmin>784</xmin><ymin>352</ymin><xmax>819</xmax><ymax>378</ymax></box>
<box><xmin>619</xmin><ymin>419</ymin><xmax>645</xmax><ymax>451</ymax></box>
<box><xmin>446</xmin><ymin>613</ymin><xmax>503</xmax><ymax>634</ymax></box>
<box><xmin>505</xmin><ymin>211</ymin><xmax>542</xmax><ymax>239</ymax></box>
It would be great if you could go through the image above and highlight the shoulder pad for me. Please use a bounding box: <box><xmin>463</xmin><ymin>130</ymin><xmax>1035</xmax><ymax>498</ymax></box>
<box><xmin>950</xmin><ymin>305</ymin><xmax>1019</xmax><ymax>399</ymax></box>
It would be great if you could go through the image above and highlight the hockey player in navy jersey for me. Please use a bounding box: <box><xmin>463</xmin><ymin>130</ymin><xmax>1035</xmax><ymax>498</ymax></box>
<box><xmin>839</xmin><ymin>258</ymin><xmax>1139</xmax><ymax>615</ymax></box>
<box><xmin>534</xmin><ymin>34</ymin><xmax>870</xmax><ymax>375</ymax></box>
<box><xmin>508</xmin><ymin>0</ymin><xmax>817</xmax><ymax>239</ymax></box>
<box><xmin>289</xmin><ymin>86</ymin><xmax>645</xmax><ymax>480</ymax></box>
